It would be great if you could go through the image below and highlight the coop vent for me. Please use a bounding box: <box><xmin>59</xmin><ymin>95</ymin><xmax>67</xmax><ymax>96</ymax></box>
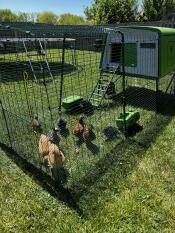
<box><xmin>140</xmin><ymin>43</ymin><xmax>156</xmax><ymax>49</ymax></box>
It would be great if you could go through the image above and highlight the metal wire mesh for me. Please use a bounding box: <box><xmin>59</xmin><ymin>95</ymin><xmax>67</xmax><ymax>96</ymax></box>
<box><xmin>0</xmin><ymin>23</ymin><xmax>175</xmax><ymax>189</ymax></box>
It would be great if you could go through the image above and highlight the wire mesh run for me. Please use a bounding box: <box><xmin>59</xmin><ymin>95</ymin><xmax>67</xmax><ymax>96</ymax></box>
<box><xmin>0</xmin><ymin>23</ymin><xmax>175</xmax><ymax>189</ymax></box>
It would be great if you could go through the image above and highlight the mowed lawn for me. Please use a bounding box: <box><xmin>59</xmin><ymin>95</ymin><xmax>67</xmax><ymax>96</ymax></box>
<box><xmin>1</xmin><ymin>114</ymin><xmax>175</xmax><ymax>232</ymax></box>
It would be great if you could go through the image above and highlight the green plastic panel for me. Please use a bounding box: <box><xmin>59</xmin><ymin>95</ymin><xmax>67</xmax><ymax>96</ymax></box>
<box><xmin>159</xmin><ymin>35</ymin><xmax>175</xmax><ymax>77</ymax></box>
<box><xmin>116</xmin><ymin>111</ymin><xmax>140</xmax><ymax>129</ymax></box>
<box><xmin>62</xmin><ymin>95</ymin><xmax>83</xmax><ymax>109</ymax></box>
<box><xmin>124</xmin><ymin>43</ymin><xmax>137</xmax><ymax>67</ymax></box>
<box><xmin>111</xmin><ymin>43</ymin><xmax>137</xmax><ymax>67</ymax></box>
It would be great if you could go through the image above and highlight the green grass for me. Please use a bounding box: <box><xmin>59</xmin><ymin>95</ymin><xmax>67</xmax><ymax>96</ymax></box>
<box><xmin>1</xmin><ymin>113</ymin><xmax>175</xmax><ymax>232</ymax></box>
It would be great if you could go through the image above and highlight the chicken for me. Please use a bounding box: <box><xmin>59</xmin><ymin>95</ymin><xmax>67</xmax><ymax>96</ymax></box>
<box><xmin>73</xmin><ymin>116</ymin><xmax>85</xmax><ymax>137</ymax></box>
<box><xmin>47</xmin><ymin>143</ymin><xmax>65</xmax><ymax>168</ymax></box>
<box><xmin>83</xmin><ymin>125</ymin><xmax>94</xmax><ymax>143</ymax></box>
<box><xmin>38</xmin><ymin>134</ymin><xmax>50</xmax><ymax>158</ymax></box>
<box><xmin>38</xmin><ymin>134</ymin><xmax>65</xmax><ymax>168</ymax></box>
<box><xmin>57</xmin><ymin>115</ymin><xmax>67</xmax><ymax>130</ymax></box>
<box><xmin>48</xmin><ymin>127</ymin><xmax>60</xmax><ymax>145</ymax></box>
<box><xmin>106</xmin><ymin>82</ymin><xmax>116</xmax><ymax>96</ymax></box>
<box><xmin>32</xmin><ymin>114</ymin><xmax>42</xmax><ymax>133</ymax></box>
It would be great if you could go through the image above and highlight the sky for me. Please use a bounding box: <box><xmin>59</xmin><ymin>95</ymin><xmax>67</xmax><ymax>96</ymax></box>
<box><xmin>0</xmin><ymin>0</ymin><xmax>142</xmax><ymax>16</ymax></box>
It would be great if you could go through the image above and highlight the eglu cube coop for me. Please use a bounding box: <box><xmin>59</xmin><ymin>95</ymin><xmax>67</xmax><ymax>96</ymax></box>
<box><xmin>102</xmin><ymin>26</ymin><xmax>175</xmax><ymax>119</ymax></box>
<box><xmin>103</xmin><ymin>26</ymin><xmax>175</xmax><ymax>78</ymax></box>
<box><xmin>0</xmin><ymin>23</ymin><xmax>175</xmax><ymax>189</ymax></box>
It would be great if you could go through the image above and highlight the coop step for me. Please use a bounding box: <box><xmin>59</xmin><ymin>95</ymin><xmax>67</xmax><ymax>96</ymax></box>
<box><xmin>91</xmin><ymin>98</ymin><xmax>101</xmax><ymax>102</ymax></box>
<box><xmin>98</xmin><ymin>81</ymin><xmax>110</xmax><ymax>86</ymax></box>
<box><xmin>92</xmin><ymin>93</ymin><xmax>103</xmax><ymax>97</ymax></box>
<box><xmin>103</xmin><ymin>69</ymin><xmax>116</xmax><ymax>73</ymax></box>
<box><xmin>97</xmin><ymin>84</ymin><xmax>109</xmax><ymax>89</ymax></box>
<box><xmin>97</xmin><ymin>85</ymin><xmax>109</xmax><ymax>90</ymax></box>
<box><xmin>94</xmin><ymin>91</ymin><xmax>105</xmax><ymax>95</ymax></box>
<box><xmin>101</xmin><ymin>73</ymin><xmax>110</xmax><ymax>77</ymax></box>
<box><xmin>91</xmin><ymin>103</ymin><xmax>99</xmax><ymax>107</ymax></box>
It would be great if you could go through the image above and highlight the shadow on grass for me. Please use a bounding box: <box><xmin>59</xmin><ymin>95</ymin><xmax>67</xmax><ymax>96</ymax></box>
<box><xmin>111</xmin><ymin>86</ymin><xmax>175</xmax><ymax>115</ymax></box>
<box><xmin>0</xmin><ymin>143</ymin><xmax>83</xmax><ymax>215</ymax></box>
<box><xmin>100</xmin><ymin>86</ymin><xmax>175</xmax><ymax>115</ymax></box>
<box><xmin>70</xmin><ymin>99</ymin><xmax>175</xmax><ymax>203</ymax></box>
<box><xmin>86</xmin><ymin>141</ymin><xmax>100</xmax><ymax>155</ymax></box>
<box><xmin>0</xmin><ymin>61</ymin><xmax>77</xmax><ymax>83</ymax></box>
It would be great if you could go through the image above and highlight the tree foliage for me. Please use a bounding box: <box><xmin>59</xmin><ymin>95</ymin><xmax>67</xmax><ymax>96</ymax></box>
<box><xmin>58</xmin><ymin>13</ymin><xmax>86</xmax><ymax>25</ymax></box>
<box><xmin>38</xmin><ymin>11</ymin><xmax>58</xmax><ymax>24</ymax></box>
<box><xmin>18</xmin><ymin>12</ymin><xmax>38</xmax><ymax>22</ymax></box>
<box><xmin>142</xmin><ymin>0</ymin><xmax>175</xmax><ymax>21</ymax></box>
<box><xmin>84</xmin><ymin>0</ymin><xmax>138</xmax><ymax>24</ymax></box>
<box><xmin>0</xmin><ymin>9</ymin><xmax>87</xmax><ymax>25</ymax></box>
<box><xmin>0</xmin><ymin>9</ymin><xmax>18</xmax><ymax>22</ymax></box>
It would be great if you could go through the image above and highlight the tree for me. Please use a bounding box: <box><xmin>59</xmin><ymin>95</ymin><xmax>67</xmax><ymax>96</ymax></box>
<box><xmin>0</xmin><ymin>9</ymin><xmax>18</xmax><ymax>22</ymax></box>
<box><xmin>84</xmin><ymin>0</ymin><xmax>138</xmax><ymax>24</ymax></box>
<box><xmin>142</xmin><ymin>0</ymin><xmax>175</xmax><ymax>21</ymax></box>
<box><xmin>38</xmin><ymin>11</ymin><xmax>58</xmax><ymax>24</ymax></box>
<box><xmin>58</xmin><ymin>13</ymin><xmax>86</xmax><ymax>25</ymax></box>
<box><xmin>18</xmin><ymin>12</ymin><xmax>38</xmax><ymax>22</ymax></box>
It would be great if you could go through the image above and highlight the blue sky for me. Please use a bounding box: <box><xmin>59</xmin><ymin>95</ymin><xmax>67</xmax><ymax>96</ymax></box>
<box><xmin>0</xmin><ymin>0</ymin><xmax>142</xmax><ymax>16</ymax></box>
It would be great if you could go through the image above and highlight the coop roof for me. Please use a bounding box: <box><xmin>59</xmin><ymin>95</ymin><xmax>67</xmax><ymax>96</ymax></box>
<box><xmin>120</xmin><ymin>26</ymin><xmax>175</xmax><ymax>36</ymax></box>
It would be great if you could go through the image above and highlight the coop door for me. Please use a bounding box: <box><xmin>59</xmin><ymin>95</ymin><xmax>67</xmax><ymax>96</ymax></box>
<box><xmin>107</xmin><ymin>42</ymin><xmax>137</xmax><ymax>68</ymax></box>
<box><xmin>110</xmin><ymin>43</ymin><xmax>137</xmax><ymax>66</ymax></box>
<box><xmin>110</xmin><ymin>43</ymin><xmax>122</xmax><ymax>63</ymax></box>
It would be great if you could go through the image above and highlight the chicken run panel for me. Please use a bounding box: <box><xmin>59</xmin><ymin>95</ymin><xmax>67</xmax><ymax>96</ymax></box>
<box><xmin>0</xmin><ymin>23</ymin><xmax>175</xmax><ymax>192</ymax></box>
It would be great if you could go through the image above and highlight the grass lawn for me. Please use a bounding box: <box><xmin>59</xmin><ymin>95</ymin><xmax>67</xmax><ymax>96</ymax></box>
<box><xmin>1</xmin><ymin>113</ymin><xmax>175</xmax><ymax>232</ymax></box>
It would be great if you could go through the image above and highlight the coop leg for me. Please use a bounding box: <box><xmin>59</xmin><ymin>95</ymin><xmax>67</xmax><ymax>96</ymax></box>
<box><xmin>155</xmin><ymin>77</ymin><xmax>160</xmax><ymax>113</ymax></box>
<box><xmin>173</xmin><ymin>73</ymin><xmax>175</xmax><ymax>94</ymax></box>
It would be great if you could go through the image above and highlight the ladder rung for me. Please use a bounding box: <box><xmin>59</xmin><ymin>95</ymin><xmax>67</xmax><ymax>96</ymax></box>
<box><xmin>92</xmin><ymin>104</ymin><xmax>99</xmax><ymax>107</ymax></box>
<box><xmin>93</xmin><ymin>93</ymin><xmax>103</xmax><ymax>97</ymax></box>
<box><xmin>95</xmin><ymin>88</ymin><xmax>105</xmax><ymax>91</ymax></box>
<box><xmin>98</xmin><ymin>85</ymin><xmax>108</xmax><ymax>89</ymax></box>
<box><xmin>102</xmin><ymin>74</ymin><xmax>110</xmax><ymax>76</ymax></box>
<box><xmin>91</xmin><ymin>98</ymin><xmax>101</xmax><ymax>102</ymax></box>
<box><xmin>103</xmin><ymin>69</ymin><xmax>116</xmax><ymax>73</ymax></box>
<box><xmin>97</xmin><ymin>86</ymin><xmax>107</xmax><ymax>90</ymax></box>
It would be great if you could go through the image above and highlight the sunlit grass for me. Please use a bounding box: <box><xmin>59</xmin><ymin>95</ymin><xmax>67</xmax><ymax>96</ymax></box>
<box><xmin>1</xmin><ymin>114</ymin><xmax>175</xmax><ymax>232</ymax></box>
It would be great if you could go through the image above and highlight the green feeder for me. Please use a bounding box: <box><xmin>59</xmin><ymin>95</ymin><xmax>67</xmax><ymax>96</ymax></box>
<box><xmin>116</xmin><ymin>111</ymin><xmax>140</xmax><ymax>129</ymax></box>
<box><xmin>62</xmin><ymin>95</ymin><xmax>83</xmax><ymax>112</ymax></box>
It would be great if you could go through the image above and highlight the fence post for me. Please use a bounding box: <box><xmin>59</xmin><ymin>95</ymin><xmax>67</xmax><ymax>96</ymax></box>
<box><xmin>119</xmin><ymin>31</ymin><xmax>127</xmax><ymax>135</ymax></box>
<box><xmin>59</xmin><ymin>34</ymin><xmax>66</xmax><ymax>111</ymax></box>
<box><xmin>0</xmin><ymin>99</ymin><xmax>12</xmax><ymax>147</ymax></box>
